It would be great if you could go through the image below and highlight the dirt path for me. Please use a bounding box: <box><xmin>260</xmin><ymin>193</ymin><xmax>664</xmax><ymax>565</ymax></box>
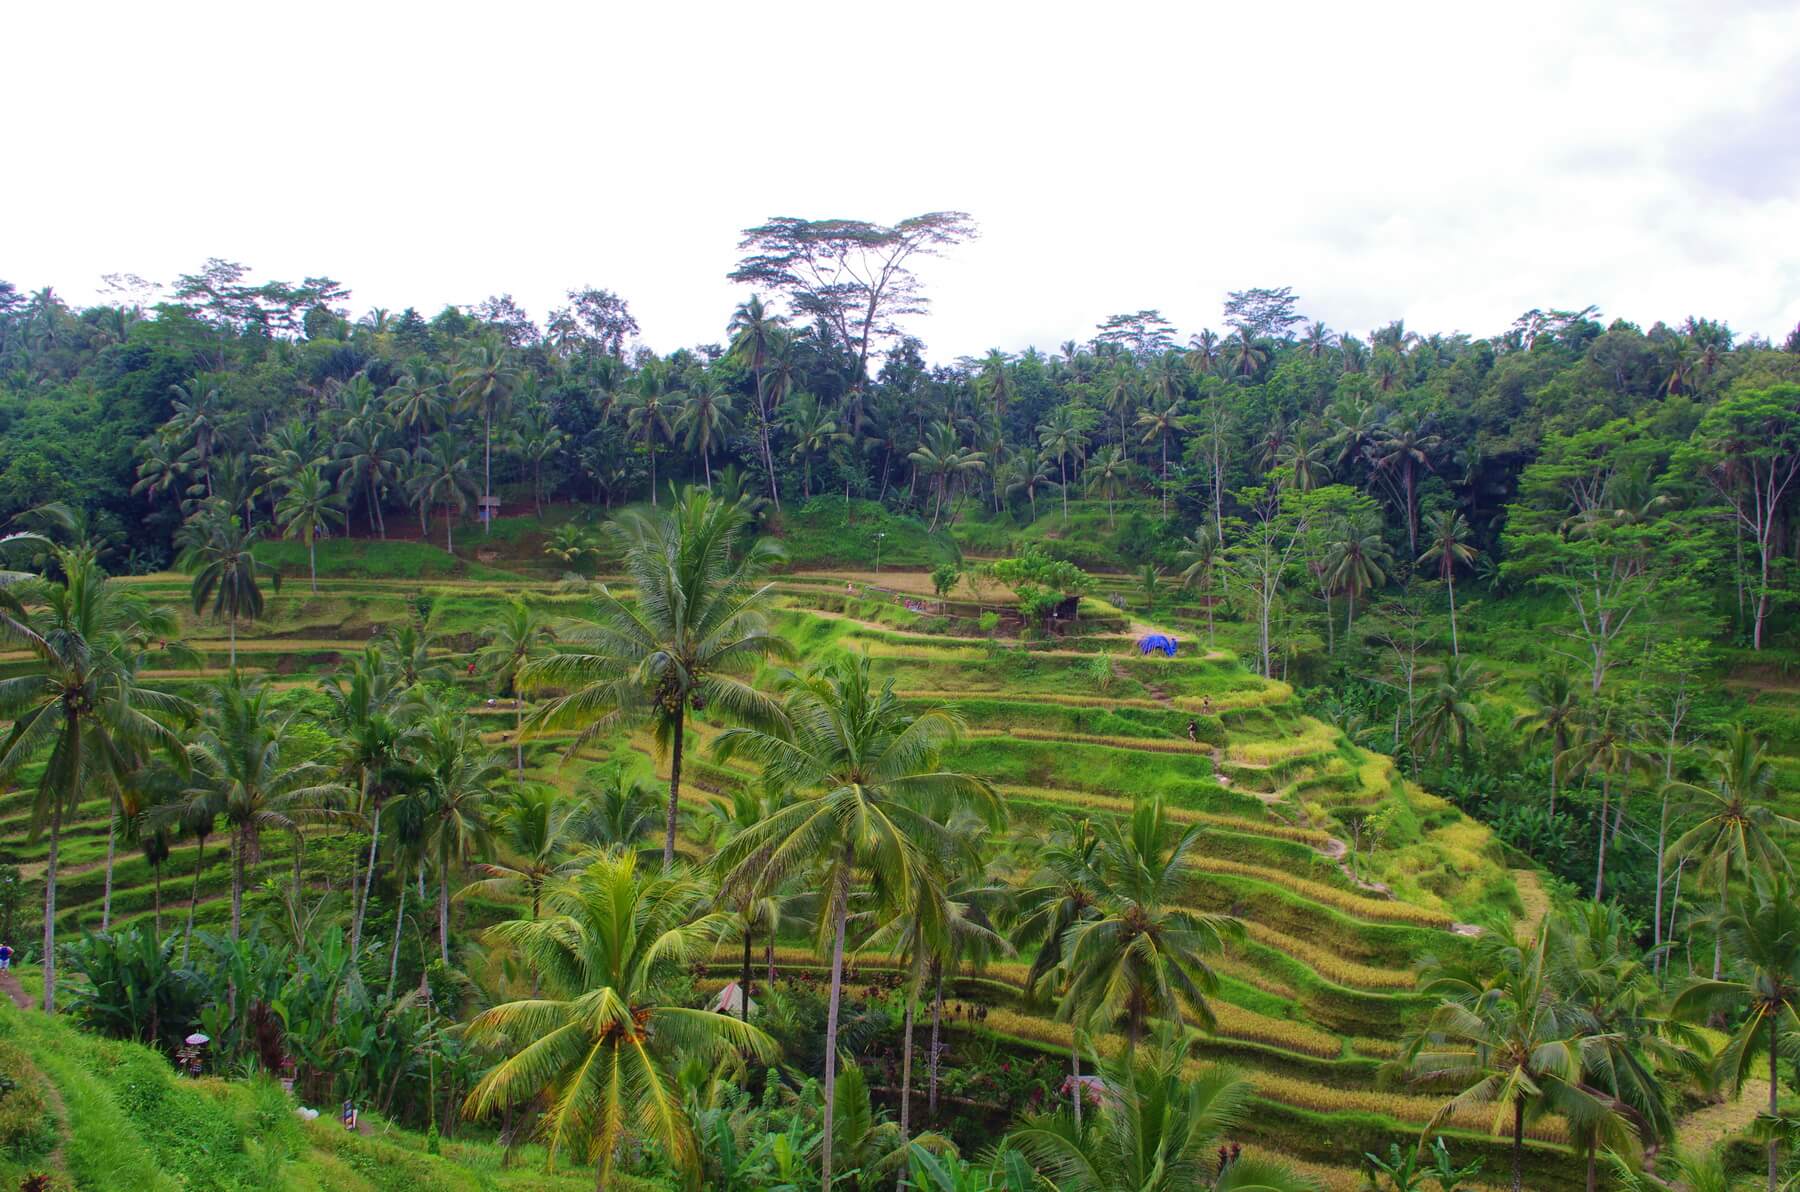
<box><xmin>1</xmin><ymin>968</ymin><xmax>71</xmax><ymax>1179</ymax></box>
<box><xmin>1677</xmin><ymin>1080</ymin><xmax>1771</xmax><ymax>1154</ymax></box>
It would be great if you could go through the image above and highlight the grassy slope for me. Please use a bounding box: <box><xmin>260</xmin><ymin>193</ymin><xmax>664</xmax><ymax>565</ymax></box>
<box><xmin>0</xmin><ymin>983</ymin><xmax>605</xmax><ymax>1192</ymax></box>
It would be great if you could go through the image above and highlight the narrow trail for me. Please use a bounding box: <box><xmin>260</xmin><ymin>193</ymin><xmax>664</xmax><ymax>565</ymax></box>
<box><xmin>1676</xmin><ymin>1079</ymin><xmax>1771</xmax><ymax>1155</ymax></box>
<box><xmin>1</xmin><ymin>968</ymin><xmax>71</xmax><ymax>1179</ymax></box>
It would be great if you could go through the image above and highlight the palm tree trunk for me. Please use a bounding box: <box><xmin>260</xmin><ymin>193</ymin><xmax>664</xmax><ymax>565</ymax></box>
<box><xmin>42</xmin><ymin>784</ymin><xmax>63</xmax><ymax>1014</ymax></box>
<box><xmin>1769</xmin><ymin>1017</ymin><xmax>1781</xmax><ymax>1192</ymax></box>
<box><xmin>766</xmin><ymin>935</ymin><xmax>776</xmax><ymax>986</ymax></box>
<box><xmin>1070</xmin><ymin>1045</ymin><xmax>1082</xmax><ymax>1128</ymax></box>
<box><xmin>1593</xmin><ymin>775</ymin><xmax>1610</xmax><ymax>901</ymax></box>
<box><xmin>1653</xmin><ymin>791</ymin><xmax>1670</xmax><ymax>970</ymax></box>
<box><xmin>438</xmin><ymin>872</ymin><xmax>450</xmax><ymax>964</ymax></box>
<box><xmin>483</xmin><ymin>406</ymin><xmax>493</xmax><ymax>533</ymax></box>
<box><xmin>231</xmin><ymin>827</ymin><xmax>244</xmax><ymax>943</ymax></box>
<box><xmin>101</xmin><ymin>808</ymin><xmax>117</xmax><ymax>930</ymax></box>
<box><xmin>899</xmin><ymin>983</ymin><xmax>915</xmax><ymax>1147</ymax></box>
<box><xmin>1447</xmin><ymin>576</ymin><xmax>1459</xmax><ymax>656</ymax></box>
<box><xmin>663</xmin><ymin>712</ymin><xmax>684</xmax><ymax>868</ymax></box>
<box><xmin>446</xmin><ymin>503</ymin><xmax>454</xmax><ymax>553</ymax></box>
<box><xmin>1512</xmin><ymin>1097</ymin><xmax>1524</xmax><ymax>1192</ymax></box>
<box><xmin>821</xmin><ymin>861</ymin><xmax>850</xmax><ymax>1192</ymax></box>
<box><xmin>184</xmin><ymin>835</ymin><xmax>204</xmax><ymax>966</ymax></box>
<box><xmin>309</xmin><ymin>537</ymin><xmax>318</xmax><ymax>593</ymax></box>
<box><xmin>229</xmin><ymin>612</ymin><xmax>237</xmax><ymax>672</ymax></box>
<box><xmin>153</xmin><ymin>862</ymin><xmax>162</xmax><ymax>938</ymax></box>
<box><xmin>928</xmin><ymin>965</ymin><xmax>944</xmax><ymax>1120</ymax></box>
<box><xmin>741</xmin><ymin>927</ymin><xmax>753</xmax><ymax>1025</ymax></box>
<box><xmin>387</xmin><ymin>877</ymin><xmax>406</xmax><ymax>999</ymax></box>
<box><xmin>352</xmin><ymin>800</ymin><xmax>381</xmax><ymax>959</ymax></box>
<box><xmin>515</xmin><ymin>702</ymin><xmax>524</xmax><ymax>776</ymax></box>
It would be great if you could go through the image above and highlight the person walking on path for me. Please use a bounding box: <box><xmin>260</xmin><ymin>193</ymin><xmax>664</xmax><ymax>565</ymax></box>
<box><xmin>1186</xmin><ymin>720</ymin><xmax>1200</xmax><ymax>744</ymax></box>
<box><xmin>0</xmin><ymin>943</ymin><xmax>12</xmax><ymax>971</ymax></box>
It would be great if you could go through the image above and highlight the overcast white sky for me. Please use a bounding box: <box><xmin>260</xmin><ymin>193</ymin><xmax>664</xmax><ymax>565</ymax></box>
<box><xmin>6</xmin><ymin>1</ymin><xmax>1798</xmax><ymax>360</ymax></box>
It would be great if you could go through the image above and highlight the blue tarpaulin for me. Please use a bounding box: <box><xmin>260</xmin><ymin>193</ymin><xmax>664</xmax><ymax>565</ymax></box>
<box><xmin>1137</xmin><ymin>633</ymin><xmax>1178</xmax><ymax>658</ymax></box>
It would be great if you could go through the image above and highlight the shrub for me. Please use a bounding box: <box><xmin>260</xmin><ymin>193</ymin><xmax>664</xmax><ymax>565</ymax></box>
<box><xmin>0</xmin><ymin>1040</ymin><xmax>54</xmax><ymax>1160</ymax></box>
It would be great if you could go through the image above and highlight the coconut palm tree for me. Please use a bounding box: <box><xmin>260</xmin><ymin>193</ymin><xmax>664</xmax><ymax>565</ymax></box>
<box><xmin>522</xmin><ymin>488</ymin><xmax>791</xmax><ymax>868</ymax></box>
<box><xmin>477</xmin><ymin>600</ymin><xmax>556</xmax><ymax>774</ymax></box>
<box><xmin>408</xmin><ymin>708</ymin><xmax>500</xmax><ymax>963</ymax></box>
<box><xmin>1009</xmin><ymin>816</ymin><xmax>1103</xmax><ymax>1123</ymax></box>
<box><xmin>676</xmin><ymin>377</ymin><xmax>737</xmax><ymax>487</ymax></box>
<box><xmin>1673</xmin><ymin>879</ymin><xmax>1800</xmax><ymax>1192</ymax></box>
<box><xmin>712</xmin><ymin>654</ymin><xmax>1002</xmax><ymax>1192</ymax></box>
<box><xmin>1418</xmin><ymin>510</ymin><xmax>1479</xmax><ymax>656</ymax></box>
<box><xmin>1410</xmin><ymin>657</ymin><xmax>1491</xmax><ymax>765</ymax></box>
<box><xmin>782</xmin><ymin>392</ymin><xmax>848</xmax><ymax>501</ymax></box>
<box><xmin>1037</xmin><ymin>407</ymin><xmax>1089</xmax><ymax>522</ymax></box>
<box><xmin>1665</xmin><ymin>726</ymin><xmax>1796</xmax><ymax>978</ymax></box>
<box><xmin>1003</xmin><ymin>451</ymin><xmax>1059</xmax><ymax>522</ymax></box>
<box><xmin>334</xmin><ymin>417</ymin><xmax>402</xmax><ymax>538</ymax></box>
<box><xmin>1276</xmin><ymin>428</ymin><xmax>1333</xmax><ymax>493</ymax></box>
<box><xmin>623</xmin><ymin>369</ymin><xmax>678</xmax><ymax>505</ymax></box>
<box><xmin>275</xmin><ymin>465</ymin><xmax>346</xmax><ymax>593</ymax></box>
<box><xmin>463</xmin><ymin>851</ymin><xmax>775</xmax><ymax>1188</ymax></box>
<box><xmin>1324</xmin><ymin>519</ymin><xmax>1393</xmax><ymax>634</ymax></box>
<box><xmin>1224</xmin><ymin>328</ymin><xmax>1268</xmax><ymax>378</ymax></box>
<box><xmin>461</xmin><ymin>785</ymin><xmax>581</xmax><ymax>941</ymax></box>
<box><xmin>1176</xmin><ymin>528</ymin><xmax>1223</xmax><ymax>645</ymax></box>
<box><xmin>410</xmin><ymin>431</ymin><xmax>478</xmax><ymax>552</ymax></box>
<box><xmin>1135</xmin><ymin>400</ymin><xmax>1181</xmax><ymax>519</ymax></box>
<box><xmin>0</xmin><ymin>546</ymin><xmax>189</xmax><ymax>1011</ymax></box>
<box><xmin>1007</xmin><ymin>1029</ymin><xmax>1315</xmax><ymax>1192</ymax></box>
<box><xmin>453</xmin><ymin>335</ymin><xmax>518</xmax><ymax>528</ymax></box>
<box><xmin>1058</xmin><ymin>798</ymin><xmax>1241</xmax><ymax>1049</ymax></box>
<box><xmin>188</xmin><ymin>675</ymin><xmax>345</xmax><ymax>943</ymax></box>
<box><xmin>1373</xmin><ymin>417</ymin><xmax>1442</xmax><ymax>555</ymax></box>
<box><xmin>1084</xmin><ymin>446</ymin><xmax>1132</xmax><ymax>527</ymax></box>
<box><xmin>1512</xmin><ymin>669</ymin><xmax>1582</xmax><ymax>819</ymax></box>
<box><xmin>1556</xmin><ymin>706</ymin><xmax>1652</xmax><ymax>903</ymax></box>
<box><xmin>728</xmin><ymin>295</ymin><xmax>787</xmax><ymax>511</ymax></box>
<box><xmin>1403</xmin><ymin>922</ymin><xmax>1623</xmax><ymax>1192</ymax></box>
<box><xmin>178</xmin><ymin>501</ymin><xmax>280</xmax><ymax>671</ymax></box>
<box><xmin>321</xmin><ymin>646</ymin><xmax>416</xmax><ymax>960</ymax></box>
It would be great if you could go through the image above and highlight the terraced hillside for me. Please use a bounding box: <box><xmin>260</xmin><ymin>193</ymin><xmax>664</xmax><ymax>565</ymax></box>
<box><xmin>0</xmin><ymin>568</ymin><xmax>1595</xmax><ymax>1189</ymax></box>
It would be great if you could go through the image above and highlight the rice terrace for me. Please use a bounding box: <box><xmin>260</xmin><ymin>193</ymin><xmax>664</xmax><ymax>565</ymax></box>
<box><xmin>3</xmin><ymin>7</ymin><xmax>1800</xmax><ymax>1186</ymax></box>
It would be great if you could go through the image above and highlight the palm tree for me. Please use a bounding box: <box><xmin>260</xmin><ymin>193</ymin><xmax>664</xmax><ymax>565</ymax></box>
<box><xmin>453</xmin><ymin>335</ymin><xmax>518</xmax><ymax>528</ymax></box>
<box><xmin>1135</xmin><ymin>400</ymin><xmax>1181</xmax><ymax>519</ymax></box>
<box><xmin>384</xmin><ymin>359</ymin><xmax>447</xmax><ymax>451</ymax></box>
<box><xmin>1302</xmin><ymin>320</ymin><xmax>1339</xmax><ymax>360</ymax></box>
<box><xmin>728</xmin><ymin>295</ymin><xmax>787</xmax><ymax>512</ymax></box>
<box><xmin>463</xmin><ymin>851</ymin><xmax>776</xmax><ymax>1187</ymax></box>
<box><xmin>334</xmin><ymin>418</ymin><xmax>402</xmax><ymax>538</ymax></box>
<box><xmin>1418</xmin><ymin>510</ymin><xmax>1478</xmax><ymax>655</ymax></box>
<box><xmin>1003</xmin><ymin>451</ymin><xmax>1059</xmax><ymax>522</ymax></box>
<box><xmin>713</xmin><ymin>655</ymin><xmax>1002</xmax><ymax>1192</ymax></box>
<box><xmin>1411</xmin><ymin>657</ymin><xmax>1491</xmax><ymax>765</ymax></box>
<box><xmin>1007</xmin><ymin>1030</ymin><xmax>1315</xmax><ymax>1192</ymax></box>
<box><xmin>1665</xmin><ymin>727</ymin><xmax>1796</xmax><ymax>978</ymax></box>
<box><xmin>1224</xmin><ymin>328</ymin><xmax>1268</xmax><ymax>378</ymax></box>
<box><xmin>782</xmin><ymin>392</ymin><xmax>847</xmax><ymax>500</ymax></box>
<box><xmin>522</xmin><ymin>488</ymin><xmax>791</xmax><ymax>868</ymax></box>
<box><xmin>1176</xmin><ymin>528</ymin><xmax>1223</xmax><ymax>646</ymax></box>
<box><xmin>321</xmin><ymin>647</ymin><xmax>416</xmax><ymax>960</ymax></box>
<box><xmin>0</xmin><ymin>546</ymin><xmax>189</xmax><ymax>1012</ymax></box>
<box><xmin>477</xmin><ymin>600</ymin><xmax>556</xmax><ymax>774</ymax></box>
<box><xmin>1672</xmin><ymin>879</ymin><xmax>1800</xmax><ymax>1192</ymax></box>
<box><xmin>676</xmin><ymin>377</ymin><xmax>737</xmax><ymax>487</ymax></box>
<box><xmin>465</xmin><ymin>785</ymin><xmax>580</xmax><ymax>922</ymax></box>
<box><xmin>274</xmin><ymin>465</ymin><xmax>345</xmax><ymax>593</ymax></box>
<box><xmin>1009</xmin><ymin>816</ymin><xmax>1102</xmax><ymax>1122</ymax></box>
<box><xmin>188</xmin><ymin>675</ymin><xmax>344</xmax><ymax>943</ymax></box>
<box><xmin>1324</xmin><ymin>519</ymin><xmax>1393</xmax><ymax>635</ymax></box>
<box><xmin>1373</xmin><ymin>417</ymin><xmax>1442</xmax><ymax>555</ymax></box>
<box><xmin>410</xmin><ymin>431</ymin><xmax>478</xmax><ymax>553</ymax></box>
<box><xmin>1038</xmin><ymin>407</ymin><xmax>1089</xmax><ymax>522</ymax></box>
<box><xmin>1101</xmin><ymin>368</ymin><xmax>1136</xmax><ymax>450</ymax></box>
<box><xmin>1512</xmin><ymin>669</ymin><xmax>1582</xmax><ymax>819</ymax></box>
<box><xmin>1402</xmin><ymin>922</ymin><xmax>1621</xmax><ymax>1192</ymax></box>
<box><xmin>178</xmin><ymin>502</ymin><xmax>280</xmax><ymax>671</ymax></box>
<box><xmin>1276</xmin><ymin>429</ymin><xmax>1333</xmax><ymax>493</ymax></box>
<box><xmin>1058</xmin><ymin>798</ymin><xmax>1240</xmax><ymax>1048</ymax></box>
<box><xmin>623</xmin><ymin>370</ymin><xmax>678</xmax><ymax>505</ymax></box>
<box><xmin>1084</xmin><ymin>446</ymin><xmax>1132</xmax><ymax>527</ymax></box>
<box><xmin>408</xmin><ymin>708</ymin><xmax>500</xmax><ymax>963</ymax></box>
<box><xmin>1555</xmin><ymin>706</ymin><xmax>1651</xmax><ymax>903</ymax></box>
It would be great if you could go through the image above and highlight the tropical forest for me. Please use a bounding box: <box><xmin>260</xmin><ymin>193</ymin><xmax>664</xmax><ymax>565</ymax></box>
<box><xmin>0</xmin><ymin>215</ymin><xmax>1797</xmax><ymax>1192</ymax></box>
